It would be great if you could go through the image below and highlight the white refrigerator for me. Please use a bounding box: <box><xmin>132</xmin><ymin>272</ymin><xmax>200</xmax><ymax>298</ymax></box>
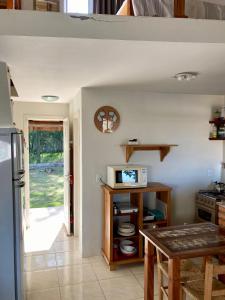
<box><xmin>0</xmin><ymin>128</ymin><xmax>25</xmax><ymax>300</ymax></box>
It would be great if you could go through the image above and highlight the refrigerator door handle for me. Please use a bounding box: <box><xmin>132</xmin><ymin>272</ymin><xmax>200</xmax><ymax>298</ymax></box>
<box><xmin>15</xmin><ymin>181</ymin><xmax>25</xmax><ymax>188</ymax></box>
<box><xmin>17</xmin><ymin>169</ymin><xmax>25</xmax><ymax>176</ymax></box>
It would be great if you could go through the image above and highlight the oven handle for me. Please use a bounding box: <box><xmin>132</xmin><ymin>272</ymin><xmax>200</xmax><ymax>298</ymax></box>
<box><xmin>196</xmin><ymin>204</ymin><xmax>215</xmax><ymax>213</ymax></box>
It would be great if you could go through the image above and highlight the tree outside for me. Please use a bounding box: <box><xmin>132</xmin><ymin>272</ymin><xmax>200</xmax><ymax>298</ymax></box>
<box><xmin>29</xmin><ymin>130</ymin><xmax>64</xmax><ymax>208</ymax></box>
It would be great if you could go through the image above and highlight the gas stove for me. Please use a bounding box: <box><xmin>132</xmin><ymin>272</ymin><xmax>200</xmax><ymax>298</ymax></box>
<box><xmin>198</xmin><ymin>190</ymin><xmax>225</xmax><ymax>204</ymax></box>
<box><xmin>196</xmin><ymin>190</ymin><xmax>225</xmax><ymax>223</ymax></box>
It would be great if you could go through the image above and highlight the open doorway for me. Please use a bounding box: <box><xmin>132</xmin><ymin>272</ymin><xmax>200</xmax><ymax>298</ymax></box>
<box><xmin>24</xmin><ymin>119</ymin><xmax>72</xmax><ymax>254</ymax></box>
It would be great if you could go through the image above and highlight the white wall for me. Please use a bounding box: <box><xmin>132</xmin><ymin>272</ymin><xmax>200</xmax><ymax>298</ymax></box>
<box><xmin>13</xmin><ymin>101</ymin><xmax>69</xmax><ymax>129</ymax></box>
<box><xmin>80</xmin><ymin>88</ymin><xmax>224</xmax><ymax>257</ymax></box>
<box><xmin>0</xmin><ymin>62</ymin><xmax>13</xmax><ymax>127</ymax></box>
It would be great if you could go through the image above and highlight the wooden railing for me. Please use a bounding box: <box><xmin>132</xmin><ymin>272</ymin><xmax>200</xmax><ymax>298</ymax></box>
<box><xmin>0</xmin><ymin>0</ymin><xmax>21</xmax><ymax>9</ymax></box>
<box><xmin>117</xmin><ymin>0</ymin><xmax>187</xmax><ymax>18</ymax></box>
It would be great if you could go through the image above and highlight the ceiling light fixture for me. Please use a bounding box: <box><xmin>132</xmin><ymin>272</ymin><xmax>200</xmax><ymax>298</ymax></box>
<box><xmin>174</xmin><ymin>72</ymin><xmax>199</xmax><ymax>81</ymax></box>
<box><xmin>41</xmin><ymin>95</ymin><xmax>59</xmax><ymax>102</ymax></box>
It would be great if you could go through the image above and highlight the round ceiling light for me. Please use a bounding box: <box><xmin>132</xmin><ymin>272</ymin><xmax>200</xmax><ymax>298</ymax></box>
<box><xmin>174</xmin><ymin>72</ymin><xmax>199</xmax><ymax>81</ymax></box>
<box><xmin>41</xmin><ymin>95</ymin><xmax>59</xmax><ymax>102</ymax></box>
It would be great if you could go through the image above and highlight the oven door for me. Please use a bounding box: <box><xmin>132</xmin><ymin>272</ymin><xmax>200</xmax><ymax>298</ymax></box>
<box><xmin>195</xmin><ymin>204</ymin><xmax>216</xmax><ymax>223</ymax></box>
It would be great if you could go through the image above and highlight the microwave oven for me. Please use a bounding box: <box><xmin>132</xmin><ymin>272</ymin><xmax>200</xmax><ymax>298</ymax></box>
<box><xmin>107</xmin><ymin>165</ymin><xmax>147</xmax><ymax>189</ymax></box>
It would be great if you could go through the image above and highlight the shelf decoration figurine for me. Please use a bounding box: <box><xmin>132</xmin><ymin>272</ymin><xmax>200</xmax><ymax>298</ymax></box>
<box><xmin>94</xmin><ymin>106</ymin><xmax>120</xmax><ymax>133</ymax></box>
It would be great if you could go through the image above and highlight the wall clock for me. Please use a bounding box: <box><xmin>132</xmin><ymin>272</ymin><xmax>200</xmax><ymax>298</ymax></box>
<box><xmin>94</xmin><ymin>106</ymin><xmax>120</xmax><ymax>133</ymax></box>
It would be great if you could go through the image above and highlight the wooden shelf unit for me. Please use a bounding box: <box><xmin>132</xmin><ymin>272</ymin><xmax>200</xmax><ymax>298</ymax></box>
<box><xmin>102</xmin><ymin>182</ymin><xmax>172</xmax><ymax>270</ymax></box>
<box><xmin>121</xmin><ymin>144</ymin><xmax>178</xmax><ymax>163</ymax></box>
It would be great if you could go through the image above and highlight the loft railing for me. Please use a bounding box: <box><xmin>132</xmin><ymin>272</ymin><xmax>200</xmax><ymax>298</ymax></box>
<box><xmin>0</xmin><ymin>0</ymin><xmax>59</xmax><ymax>11</ymax></box>
<box><xmin>0</xmin><ymin>0</ymin><xmax>21</xmax><ymax>9</ymax></box>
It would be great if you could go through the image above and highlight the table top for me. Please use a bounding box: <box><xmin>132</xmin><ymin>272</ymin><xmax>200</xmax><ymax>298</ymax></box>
<box><xmin>140</xmin><ymin>223</ymin><xmax>225</xmax><ymax>259</ymax></box>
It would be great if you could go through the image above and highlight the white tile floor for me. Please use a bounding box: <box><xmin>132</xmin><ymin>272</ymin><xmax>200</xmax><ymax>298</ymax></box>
<box><xmin>24</xmin><ymin>224</ymin><xmax>160</xmax><ymax>300</ymax></box>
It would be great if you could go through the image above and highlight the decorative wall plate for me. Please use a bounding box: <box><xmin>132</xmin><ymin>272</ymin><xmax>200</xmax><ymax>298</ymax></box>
<box><xmin>94</xmin><ymin>106</ymin><xmax>120</xmax><ymax>133</ymax></box>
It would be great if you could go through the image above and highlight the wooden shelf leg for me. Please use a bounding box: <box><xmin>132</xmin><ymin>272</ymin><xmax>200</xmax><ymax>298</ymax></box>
<box><xmin>126</xmin><ymin>146</ymin><xmax>133</xmax><ymax>163</ymax></box>
<box><xmin>109</xmin><ymin>264</ymin><xmax>117</xmax><ymax>271</ymax></box>
<box><xmin>160</xmin><ymin>146</ymin><xmax>170</xmax><ymax>162</ymax></box>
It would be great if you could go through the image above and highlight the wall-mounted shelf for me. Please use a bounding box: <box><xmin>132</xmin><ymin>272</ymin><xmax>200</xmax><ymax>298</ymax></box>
<box><xmin>121</xmin><ymin>144</ymin><xmax>178</xmax><ymax>162</ymax></box>
<box><xmin>209</xmin><ymin>119</ymin><xmax>225</xmax><ymax>140</ymax></box>
<box><xmin>209</xmin><ymin>138</ymin><xmax>225</xmax><ymax>141</ymax></box>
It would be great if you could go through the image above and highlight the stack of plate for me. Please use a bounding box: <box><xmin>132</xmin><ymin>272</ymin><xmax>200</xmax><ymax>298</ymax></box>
<box><xmin>120</xmin><ymin>240</ymin><xmax>137</xmax><ymax>256</ymax></box>
<box><xmin>118</xmin><ymin>222</ymin><xmax>135</xmax><ymax>236</ymax></box>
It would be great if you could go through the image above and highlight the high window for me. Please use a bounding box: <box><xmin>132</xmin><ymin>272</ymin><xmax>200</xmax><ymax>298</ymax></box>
<box><xmin>67</xmin><ymin>0</ymin><xmax>90</xmax><ymax>14</ymax></box>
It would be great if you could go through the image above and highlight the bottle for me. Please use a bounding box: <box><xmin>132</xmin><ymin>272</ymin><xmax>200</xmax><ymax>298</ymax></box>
<box><xmin>218</xmin><ymin>125</ymin><xmax>225</xmax><ymax>139</ymax></box>
<box><xmin>210</xmin><ymin>124</ymin><xmax>217</xmax><ymax>139</ymax></box>
<box><xmin>113</xmin><ymin>203</ymin><xmax>119</xmax><ymax>215</ymax></box>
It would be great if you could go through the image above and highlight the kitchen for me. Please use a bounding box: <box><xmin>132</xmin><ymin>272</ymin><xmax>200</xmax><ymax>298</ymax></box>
<box><xmin>2</xmin><ymin>7</ymin><xmax>225</xmax><ymax>300</ymax></box>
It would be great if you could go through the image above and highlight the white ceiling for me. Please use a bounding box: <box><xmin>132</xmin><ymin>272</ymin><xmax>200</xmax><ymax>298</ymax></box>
<box><xmin>1</xmin><ymin>35</ymin><xmax>225</xmax><ymax>102</ymax></box>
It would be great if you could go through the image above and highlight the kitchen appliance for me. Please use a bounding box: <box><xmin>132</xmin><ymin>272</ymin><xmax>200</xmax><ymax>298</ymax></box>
<box><xmin>107</xmin><ymin>165</ymin><xmax>147</xmax><ymax>189</ymax></box>
<box><xmin>195</xmin><ymin>190</ymin><xmax>225</xmax><ymax>223</ymax></box>
<box><xmin>0</xmin><ymin>128</ymin><xmax>25</xmax><ymax>300</ymax></box>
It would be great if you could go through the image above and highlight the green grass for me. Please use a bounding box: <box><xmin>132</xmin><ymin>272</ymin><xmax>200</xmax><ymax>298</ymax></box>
<box><xmin>29</xmin><ymin>152</ymin><xmax>63</xmax><ymax>164</ymax></box>
<box><xmin>30</xmin><ymin>167</ymin><xmax>64</xmax><ymax>208</ymax></box>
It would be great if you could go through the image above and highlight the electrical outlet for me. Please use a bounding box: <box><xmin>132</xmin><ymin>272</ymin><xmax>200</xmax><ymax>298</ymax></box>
<box><xmin>96</xmin><ymin>174</ymin><xmax>102</xmax><ymax>183</ymax></box>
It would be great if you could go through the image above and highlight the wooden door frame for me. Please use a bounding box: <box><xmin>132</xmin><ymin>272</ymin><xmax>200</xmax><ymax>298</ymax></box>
<box><xmin>23</xmin><ymin>114</ymin><xmax>71</xmax><ymax>228</ymax></box>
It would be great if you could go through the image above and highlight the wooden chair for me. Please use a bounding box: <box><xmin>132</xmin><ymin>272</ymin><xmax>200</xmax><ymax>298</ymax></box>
<box><xmin>182</xmin><ymin>256</ymin><xmax>225</xmax><ymax>300</ymax></box>
<box><xmin>156</xmin><ymin>249</ymin><xmax>205</xmax><ymax>300</ymax></box>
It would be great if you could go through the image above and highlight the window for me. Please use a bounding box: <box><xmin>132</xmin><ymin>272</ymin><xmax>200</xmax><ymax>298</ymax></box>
<box><xmin>67</xmin><ymin>0</ymin><xmax>90</xmax><ymax>14</ymax></box>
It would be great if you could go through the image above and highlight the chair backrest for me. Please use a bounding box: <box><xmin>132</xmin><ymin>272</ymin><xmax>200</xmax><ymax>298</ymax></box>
<box><xmin>204</xmin><ymin>256</ymin><xmax>225</xmax><ymax>300</ymax></box>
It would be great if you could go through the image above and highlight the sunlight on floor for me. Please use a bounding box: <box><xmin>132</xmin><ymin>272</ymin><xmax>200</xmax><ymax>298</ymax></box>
<box><xmin>24</xmin><ymin>206</ymin><xmax>64</xmax><ymax>254</ymax></box>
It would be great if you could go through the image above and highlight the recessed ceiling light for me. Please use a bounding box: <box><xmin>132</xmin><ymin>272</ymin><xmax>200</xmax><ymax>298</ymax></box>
<box><xmin>41</xmin><ymin>95</ymin><xmax>59</xmax><ymax>102</ymax></box>
<box><xmin>174</xmin><ymin>72</ymin><xmax>199</xmax><ymax>81</ymax></box>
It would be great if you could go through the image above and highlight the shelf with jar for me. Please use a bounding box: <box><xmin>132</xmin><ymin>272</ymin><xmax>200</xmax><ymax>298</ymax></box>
<box><xmin>209</xmin><ymin>120</ymin><xmax>225</xmax><ymax>140</ymax></box>
<box><xmin>209</xmin><ymin>107</ymin><xmax>225</xmax><ymax>140</ymax></box>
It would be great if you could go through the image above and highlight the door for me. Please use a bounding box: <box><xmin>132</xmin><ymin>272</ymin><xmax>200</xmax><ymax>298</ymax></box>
<box><xmin>63</xmin><ymin>118</ymin><xmax>71</xmax><ymax>234</ymax></box>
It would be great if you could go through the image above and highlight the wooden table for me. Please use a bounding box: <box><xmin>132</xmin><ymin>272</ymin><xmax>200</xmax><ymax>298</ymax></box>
<box><xmin>140</xmin><ymin>223</ymin><xmax>225</xmax><ymax>300</ymax></box>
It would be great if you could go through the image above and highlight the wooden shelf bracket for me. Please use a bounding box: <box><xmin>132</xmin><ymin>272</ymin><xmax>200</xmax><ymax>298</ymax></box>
<box><xmin>121</xmin><ymin>144</ymin><xmax>178</xmax><ymax>163</ymax></box>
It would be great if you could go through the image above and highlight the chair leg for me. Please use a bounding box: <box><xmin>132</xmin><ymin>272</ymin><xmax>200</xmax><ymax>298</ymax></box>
<box><xmin>157</xmin><ymin>267</ymin><xmax>164</xmax><ymax>300</ymax></box>
<box><xmin>181</xmin><ymin>287</ymin><xmax>186</xmax><ymax>300</ymax></box>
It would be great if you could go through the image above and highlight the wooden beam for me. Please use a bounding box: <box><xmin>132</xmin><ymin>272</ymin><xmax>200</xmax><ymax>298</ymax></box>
<box><xmin>6</xmin><ymin>0</ymin><xmax>14</xmax><ymax>8</ymax></box>
<box><xmin>117</xmin><ymin>0</ymin><xmax>134</xmax><ymax>16</ymax></box>
<box><xmin>174</xmin><ymin>0</ymin><xmax>186</xmax><ymax>18</ymax></box>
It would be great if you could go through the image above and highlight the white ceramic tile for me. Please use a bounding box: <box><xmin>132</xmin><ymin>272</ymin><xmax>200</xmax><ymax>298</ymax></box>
<box><xmin>99</xmin><ymin>275</ymin><xmax>143</xmax><ymax>300</ymax></box>
<box><xmin>58</xmin><ymin>264</ymin><xmax>97</xmax><ymax>286</ymax></box>
<box><xmin>92</xmin><ymin>261</ymin><xmax>132</xmax><ymax>280</ymax></box>
<box><xmin>24</xmin><ymin>254</ymin><xmax>56</xmax><ymax>271</ymax></box>
<box><xmin>24</xmin><ymin>246</ymin><xmax>56</xmax><ymax>256</ymax></box>
<box><xmin>25</xmin><ymin>269</ymin><xmax>59</xmax><ymax>292</ymax></box>
<box><xmin>56</xmin><ymin>251</ymin><xmax>89</xmax><ymax>267</ymax></box>
<box><xmin>26</xmin><ymin>287</ymin><xmax>60</xmax><ymax>300</ymax></box>
<box><xmin>87</xmin><ymin>255</ymin><xmax>105</xmax><ymax>264</ymax></box>
<box><xmin>56</xmin><ymin>229</ymin><xmax>77</xmax><ymax>242</ymax></box>
<box><xmin>54</xmin><ymin>240</ymin><xmax>79</xmax><ymax>252</ymax></box>
<box><xmin>60</xmin><ymin>282</ymin><xmax>106</xmax><ymax>300</ymax></box>
<box><xmin>134</xmin><ymin>272</ymin><xmax>159</xmax><ymax>295</ymax></box>
<box><xmin>129</xmin><ymin>264</ymin><xmax>144</xmax><ymax>275</ymax></box>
